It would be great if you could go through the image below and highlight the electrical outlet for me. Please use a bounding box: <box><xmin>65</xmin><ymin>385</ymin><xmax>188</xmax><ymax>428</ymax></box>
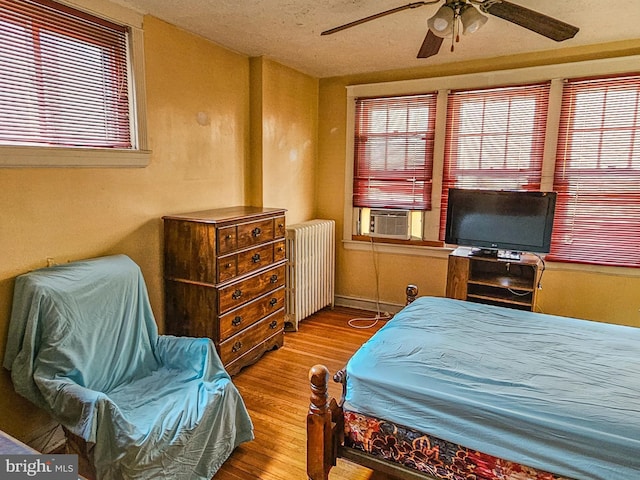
<box><xmin>46</xmin><ymin>257</ymin><xmax>55</xmax><ymax>267</ymax></box>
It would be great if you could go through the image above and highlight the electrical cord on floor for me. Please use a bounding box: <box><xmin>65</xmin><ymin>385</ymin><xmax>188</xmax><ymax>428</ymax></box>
<box><xmin>348</xmin><ymin>237</ymin><xmax>392</xmax><ymax>329</ymax></box>
<box><xmin>348</xmin><ymin>311</ymin><xmax>392</xmax><ymax>329</ymax></box>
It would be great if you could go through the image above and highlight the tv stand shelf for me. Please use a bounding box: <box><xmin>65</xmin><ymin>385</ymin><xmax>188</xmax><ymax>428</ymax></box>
<box><xmin>446</xmin><ymin>247</ymin><xmax>542</xmax><ymax>311</ymax></box>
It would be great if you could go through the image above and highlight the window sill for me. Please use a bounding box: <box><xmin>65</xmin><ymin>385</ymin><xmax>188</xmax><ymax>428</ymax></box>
<box><xmin>0</xmin><ymin>145</ymin><xmax>151</xmax><ymax>168</ymax></box>
<box><xmin>344</xmin><ymin>237</ymin><xmax>451</xmax><ymax>259</ymax></box>
<box><xmin>351</xmin><ymin>235</ymin><xmax>443</xmax><ymax>248</ymax></box>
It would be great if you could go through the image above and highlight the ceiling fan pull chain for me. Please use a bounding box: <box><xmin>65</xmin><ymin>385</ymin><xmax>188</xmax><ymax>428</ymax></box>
<box><xmin>451</xmin><ymin>16</ymin><xmax>460</xmax><ymax>52</ymax></box>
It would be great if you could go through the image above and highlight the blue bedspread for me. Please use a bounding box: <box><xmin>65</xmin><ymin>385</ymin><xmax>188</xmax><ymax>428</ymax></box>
<box><xmin>344</xmin><ymin>296</ymin><xmax>640</xmax><ymax>480</ymax></box>
<box><xmin>3</xmin><ymin>255</ymin><xmax>253</xmax><ymax>479</ymax></box>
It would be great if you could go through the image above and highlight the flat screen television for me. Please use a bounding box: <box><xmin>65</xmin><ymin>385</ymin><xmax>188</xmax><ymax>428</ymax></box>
<box><xmin>444</xmin><ymin>188</ymin><xmax>557</xmax><ymax>258</ymax></box>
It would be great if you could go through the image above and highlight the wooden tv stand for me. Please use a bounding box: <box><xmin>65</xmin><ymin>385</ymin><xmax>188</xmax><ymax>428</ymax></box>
<box><xmin>446</xmin><ymin>247</ymin><xmax>542</xmax><ymax>311</ymax></box>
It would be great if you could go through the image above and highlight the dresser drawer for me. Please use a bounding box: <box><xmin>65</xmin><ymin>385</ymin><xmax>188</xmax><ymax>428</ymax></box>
<box><xmin>274</xmin><ymin>239</ymin><xmax>286</xmax><ymax>262</ymax></box>
<box><xmin>218</xmin><ymin>310</ymin><xmax>284</xmax><ymax>366</ymax></box>
<box><xmin>218</xmin><ymin>286</ymin><xmax>285</xmax><ymax>340</ymax></box>
<box><xmin>217</xmin><ymin>225</ymin><xmax>237</xmax><ymax>255</ymax></box>
<box><xmin>217</xmin><ymin>255</ymin><xmax>238</xmax><ymax>283</ymax></box>
<box><xmin>237</xmin><ymin>243</ymin><xmax>275</xmax><ymax>276</ymax></box>
<box><xmin>217</xmin><ymin>241</ymin><xmax>285</xmax><ymax>283</ymax></box>
<box><xmin>274</xmin><ymin>215</ymin><xmax>286</xmax><ymax>239</ymax></box>
<box><xmin>237</xmin><ymin>218</ymin><xmax>275</xmax><ymax>249</ymax></box>
<box><xmin>218</xmin><ymin>263</ymin><xmax>286</xmax><ymax>314</ymax></box>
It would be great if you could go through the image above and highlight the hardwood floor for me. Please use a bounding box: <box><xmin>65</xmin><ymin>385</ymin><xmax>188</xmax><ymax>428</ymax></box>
<box><xmin>214</xmin><ymin>306</ymin><xmax>393</xmax><ymax>480</ymax></box>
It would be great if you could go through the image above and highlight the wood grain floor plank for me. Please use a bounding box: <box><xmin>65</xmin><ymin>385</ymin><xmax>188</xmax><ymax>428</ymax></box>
<box><xmin>213</xmin><ymin>306</ymin><xmax>394</xmax><ymax>479</ymax></box>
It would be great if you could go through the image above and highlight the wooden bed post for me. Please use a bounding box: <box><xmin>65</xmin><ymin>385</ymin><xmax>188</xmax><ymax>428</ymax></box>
<box><xmin>307</xmin><ymin>364</ymin><xmax>334</xmax><ymax>480</ymax></box>
<box><xmin>406</xmin><ymin>284</ymin><xmax>418</xmax><ymax>304</ymax></box>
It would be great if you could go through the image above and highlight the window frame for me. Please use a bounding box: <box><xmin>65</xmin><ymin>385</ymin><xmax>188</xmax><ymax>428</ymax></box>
<box><xmin>548</xmin><ymin>73</ymin><xmax>640</xmax><ymax>268</ymax></box>
<box><xmin>342</xmin><ymin>54</ymin><xmax>640</xmax><ymax>269</ymax></box>
<box><xmin>0</xmin><ymin>0</ymin><xmax>149</xmax><ymax>168</ymax></box>
<box><xmin>353</xmin><ymin>93</ymin><xmax>437</xmax><ymax>211</ymax></box>
<box><xmin>440</xmin><ymin>82</ymin><xmax>552</xmax><ymax>241</ymax></box>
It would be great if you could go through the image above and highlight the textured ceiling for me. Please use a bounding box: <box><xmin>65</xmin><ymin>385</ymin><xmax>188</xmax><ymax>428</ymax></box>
<box><xmin>111</xmin><ymin>0</ymin><xmax>640</xmax><ymax>78</ymax></box>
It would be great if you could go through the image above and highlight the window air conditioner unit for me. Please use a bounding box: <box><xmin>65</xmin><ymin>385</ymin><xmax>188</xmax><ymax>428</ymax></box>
<box><xmin>369</xmin><ymin>209</ymin><xmax>411</xmax><ymax>240</ymax></box>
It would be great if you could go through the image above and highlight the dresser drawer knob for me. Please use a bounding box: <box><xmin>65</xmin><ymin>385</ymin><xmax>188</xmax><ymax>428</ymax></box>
<box><xmin>252</xmin><ymin>227</ymin><xmax>261</xmax><ymax>237</ymax></box>
<box><xmin>232</xmin><ymin>341</ymin><xmax>243</xmax><ymax>352</ymax></box>
<box><xmin>252</xmin><ymin>253</ymin><xmax>261</xmax><ymax>263</ymax></box>
<box><xmin>232</xmin><ymin>316</ymin><xmax>242</xmax><ymax>326</ymax></box>
<box><xmin>232</xmin><ymin>289</ymin><xmax>243</xmax><ymax>299</ymax></box>
<box><xmin>225</xmin><ymin>234</ymin><xmax>232</xmax><ymax>240</ymax></box>
<box><xmin>225</xmin><ymin>262</ymin><xmax>232</xmax><ymax>269</ymax></box>
<box><xmin>269</xmin><ymin>320</ymin><xmax>278</xmax><ymax>329</ymax></box>
<box><xmin>277</xmin><ymin>246</ymin><xmax>284</xmax><ymax>252</ymax></box>
<box><xmin>270</xmin><ymin>274</ymin><xmax>278</xmax><ymax>283</ymax></box>
<box><xmin>269</xmin><ymin>298</ymin><xmax>278</xmax><ymax>307</ymax></box>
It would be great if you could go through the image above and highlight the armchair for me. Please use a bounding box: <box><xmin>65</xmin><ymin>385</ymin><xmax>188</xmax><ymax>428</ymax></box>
<box><xmin>3</xmin><ymin>255</ymin><xmax>253</xmax><ymax>479</ymax></box>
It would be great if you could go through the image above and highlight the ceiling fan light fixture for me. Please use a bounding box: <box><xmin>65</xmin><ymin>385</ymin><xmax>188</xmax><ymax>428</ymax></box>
<box><xmin>427</xmin><ymin>4</ymin><xmax>455</xmax><ymax>37</ymax></box>
<box><xmin>460</xmin><ymin>4</ymin><xmax>488</xmax><ymax>35</ymax></box>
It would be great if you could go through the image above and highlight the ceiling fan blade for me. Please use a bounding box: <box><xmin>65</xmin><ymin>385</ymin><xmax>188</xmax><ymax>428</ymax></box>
<box><xmin>480</xmin><ymin>0</ymin><xmax>579</xmax><ymax>42</ymax></box>
<box><xmin>321</xmin><ymin>1</ymin><xmax>439</xmax><ymax>36</ymax></box>
<box><xmin>417</xmin><ymin>29</ymin><xmax>444</xmax><ymax>58</ymax></box>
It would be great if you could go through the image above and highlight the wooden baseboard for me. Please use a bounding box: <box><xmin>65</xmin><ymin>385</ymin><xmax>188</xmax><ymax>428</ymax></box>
<box><xmin>334</xmin><ymin>295</ymin><xmax>405</xmax><ymax>314</ymax></box>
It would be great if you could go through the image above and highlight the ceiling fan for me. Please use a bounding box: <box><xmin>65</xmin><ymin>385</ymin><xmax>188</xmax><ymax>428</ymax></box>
<box><xmin>321</xmin><ymin>0</ymin><xmax>579</xmax><ymax>59</ymax></box>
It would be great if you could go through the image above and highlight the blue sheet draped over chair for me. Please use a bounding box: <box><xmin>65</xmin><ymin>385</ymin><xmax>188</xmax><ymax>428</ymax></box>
<box><xmin>3</xmin><ymin>254</ymin><xmax>253</xmax><ymax>479</ymax></box>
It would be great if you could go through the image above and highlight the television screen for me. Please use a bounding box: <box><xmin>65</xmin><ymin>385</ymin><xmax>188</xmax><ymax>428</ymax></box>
<box><xmin>445</xmin><ymin>188</ymin><xmax>557</xmax><ymax>255</ymax></box>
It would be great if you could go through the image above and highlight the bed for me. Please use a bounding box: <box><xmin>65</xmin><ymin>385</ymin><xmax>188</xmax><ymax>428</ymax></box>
<box><xmin>307</xmin><ymin>295</ymin><xmax>640</xmax><ymax>480</ymax></box>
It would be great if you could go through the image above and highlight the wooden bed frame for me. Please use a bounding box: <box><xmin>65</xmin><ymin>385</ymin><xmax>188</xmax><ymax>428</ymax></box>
<box><xmin>307</xmin><ymin>364</ymin><xmax>438</xmax><ymax>480</ymax></box>
<box><xmin>307</xmin><ymin>284</ymin><xmax>596</xmax><ymax>480</ymax></box>
<box><xmin>307</xmin><ymin>284</ymin><xmax>435</xmax><ymax>480</ymax></box>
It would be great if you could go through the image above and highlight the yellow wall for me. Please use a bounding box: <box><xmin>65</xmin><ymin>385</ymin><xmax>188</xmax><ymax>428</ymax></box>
<box><xmin>250</xmin><ymin>58</ymin><xmax>319</xmax><ymax>223</ymax></box>
<box><xmin>538</xmin><ymin>265</ymin><xmax>640</xmax><ymax>327</ymax></box>
<box><xmin>0</xmin><ymin>16</ymin><xmax>318</xmax><ymax>443</ymax></box>
<box><xmin>318</xmin><ymin>39</ymin><xmax>640</xmax><ymax>326</ymax></box>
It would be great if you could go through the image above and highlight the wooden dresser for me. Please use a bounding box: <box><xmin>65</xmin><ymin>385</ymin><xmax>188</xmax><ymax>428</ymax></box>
<box><xmin>163</xmin><ymin>206</ymin><xmax>287</xmax><ymax>375</ymax></box>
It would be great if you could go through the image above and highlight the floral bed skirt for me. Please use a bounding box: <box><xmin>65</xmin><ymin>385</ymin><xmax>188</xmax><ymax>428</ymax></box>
<box><xmin>343</xmin><ymin>410</ymin><xmax>573</xmax><ymax>480</ymax></box>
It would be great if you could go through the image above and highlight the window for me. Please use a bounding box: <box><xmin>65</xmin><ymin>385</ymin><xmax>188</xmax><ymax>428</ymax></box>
<box><xmin>344</xmin><ymin>56</ymin><xmax>640</xmax><ymax>268</ymax></box>
<box><xmin>353</xmin><ymin>94</ymin><xmax>437</xmax><ymax>210</ymax></box>
<box><xmin>0</xmin><ymin>0</ymin><xmax>148</xmax><ymax>166</ymax></box>
<box><xmin>440</xmin><ymin>83</ymin><xmax>550</xmax><ymax>239</ymax></box>
<box><xmin>548</xmin><ymin>74</ymin><xmax>640</xmax><ymax>267</ymax></box>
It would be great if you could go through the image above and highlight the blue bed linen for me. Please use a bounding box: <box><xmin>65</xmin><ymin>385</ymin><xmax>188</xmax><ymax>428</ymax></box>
<box><xmin>3</xmin><ymin>255</ymin><xmax>253</xmax><ymax>480</ymax></box>
<box><xmin>344</xmin><ymin>296</ymin><xmax>640</xmax><ymax>480</ymax></box>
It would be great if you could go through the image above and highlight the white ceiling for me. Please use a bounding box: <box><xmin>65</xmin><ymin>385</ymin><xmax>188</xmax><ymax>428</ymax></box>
<box><xmin>110</xmin><ymin>0</ymin><xmax>640</xmax><ymax>78</ymax></box>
